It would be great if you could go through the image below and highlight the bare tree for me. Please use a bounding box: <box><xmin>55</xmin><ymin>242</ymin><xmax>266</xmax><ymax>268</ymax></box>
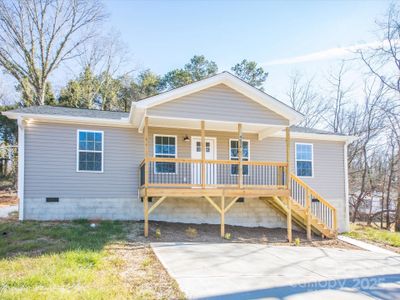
<box><xmin>287</xmin><ymin>71</ymin><xmax>329</xmax><ymax>128</ymax></box>
<box><xmin>0</xmin><ymin>0</ymin><xmax>106</xmax><ymax>106</ymax></box>
<box><xmin>77</xmin><ymin>30</ymin><xmax>132</xmax><ymax>78</ymax></box>
<box><xmin>358</xmin><ymin>3</ymin><xmax>400</xmax><ymax>231</ymax></box>
<box><xmin>348</xmin><ymin>80</ymin><xmax>386</xmax><ymax>222</ymax></box>
<box><xmin>325</xmin><ymin>62</ymin><xmax>353</xmax><ymax>134</ymax></box>
<box><xmin>358</xmin><ymin>3</ymin><xmax>400</xmax><ymax>96</ymax></box>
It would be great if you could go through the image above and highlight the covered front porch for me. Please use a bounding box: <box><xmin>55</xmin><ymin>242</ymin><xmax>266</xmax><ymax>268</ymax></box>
<box><xmin>139</xmin><ymin>116</ymin><xmax>295</xmax><ymax>240</ymax></box>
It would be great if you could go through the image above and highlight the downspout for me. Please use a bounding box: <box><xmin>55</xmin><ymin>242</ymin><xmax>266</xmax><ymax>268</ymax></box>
<box><xmin>17</xmin><ymin>117</ymin><xmax>25</xmax><ymax>221</ymax></box>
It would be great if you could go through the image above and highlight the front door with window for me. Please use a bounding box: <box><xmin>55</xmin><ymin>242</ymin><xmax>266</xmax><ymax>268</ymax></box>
<box><xmin>191</xmin><ymin>137</ymin><xmax>217</xmax><ymax>185</ymax></box>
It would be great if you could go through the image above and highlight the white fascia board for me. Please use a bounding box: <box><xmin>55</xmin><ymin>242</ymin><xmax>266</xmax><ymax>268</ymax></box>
<box><xmin>3</xmin><ymin>112</ymin><xmax>133</xmax><ymax>128</ymax></box>
<box><xmin>272</xmin><ymin>131</ymin><xmax>358</xmax><ymax>142</ymax></box>
<box><xmin>131</xmin><ymin>72</ymin><xmax>304</xmax><ymax>125</ymax></box>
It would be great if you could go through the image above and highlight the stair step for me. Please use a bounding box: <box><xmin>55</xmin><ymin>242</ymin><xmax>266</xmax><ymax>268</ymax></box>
<box><xmin>264</xmin><ymin>196</ymin><xmax>336</xmax><ymax>239</ymax></box>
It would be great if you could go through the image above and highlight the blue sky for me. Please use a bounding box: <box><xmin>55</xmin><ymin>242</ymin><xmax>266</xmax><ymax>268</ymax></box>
<box><xmin>102</xmin><ymin>0</ymin><xmax>391</xmax><ymax>100</ymax></box>
<box><xmin>0</xmin><ymin>0</ymin><xmax>392</xmax><ymax>103</ymax></box>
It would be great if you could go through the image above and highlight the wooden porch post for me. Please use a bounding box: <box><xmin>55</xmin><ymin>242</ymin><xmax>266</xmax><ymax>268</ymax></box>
<box><xmin>286</xmin><ymin>127</ymin><xmax>292</xmax><ymax>242</ymax></box>
<box><xmin>144</xmin><ymin>116</ymin><xmax>149</xmax><ymax>237</ymax></box>
<box><xmin>306</xmin><ymin>188</ymin><xmax>312</xmax><ymax>241</ymax></box>
<box><xmin>220</xmin><ymin>196</ymin><xmax>225</xmax><ymax>238</ymax></box>
<box><xmin>286</xmin><ymin>127</ymin><xmax>290</xmax><ymax>190</ymax></box>
<box><xmin>238</xmin><ymin>123</ymin><xmax>243</xmax><ymax>188</ymax></box>
<box><xmin>201</xmin><ymin>120</ymin><xmax>206</xmax><ymax>188</ymax></box>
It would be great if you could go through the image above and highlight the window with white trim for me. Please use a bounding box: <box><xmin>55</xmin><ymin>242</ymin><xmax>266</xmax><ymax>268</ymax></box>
<box><xmin>77</xmin><ymin>130</ymin><xmax>103</xmax><ymax>172</ymax></box>
<box><xmin>154</xmin><ymin>135</ymin><xmax>176</xmax><ymax>173</ymax></box>
<box><xmin>296</xmin><ymin>143</ymin><xmax>313</xmax><ymax>177</ymax></box>
<box><xmin>230</xmin><ymin>139</ymin><xmax>249</xmax><ymax>175</ymax></box>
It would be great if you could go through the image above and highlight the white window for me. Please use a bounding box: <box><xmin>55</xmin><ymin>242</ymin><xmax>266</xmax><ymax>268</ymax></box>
<box><xmin>77</xmin><ymin>130</ymin><xmax>104</xmax><ymax>172</ymax></box>
<box><xmin>229</xmin><ymin>139</ymin><xmax>250</xmax><ymax>175</ymax></box>
<box><xmin>154</xmin><ymin>135</ymin><xmax>177</xmax><ymax>173</ymax></box>
<box><xmin>295</xmin><ymin>143</ymin><xmax>313</xmax><ymax>177</ymax></box>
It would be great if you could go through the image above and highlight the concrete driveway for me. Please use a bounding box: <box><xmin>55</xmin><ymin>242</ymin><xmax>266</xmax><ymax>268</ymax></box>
<box><xmin>151</xmin><ymin>243</ymin><xmax>400</xmax><ymax>300</ymax></box>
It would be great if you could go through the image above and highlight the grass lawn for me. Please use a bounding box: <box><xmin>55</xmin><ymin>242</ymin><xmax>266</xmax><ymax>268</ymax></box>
<box><xmin>344</xmin><ymin>223</ymin><xmax>400</xmax><ymax>249</ymax></box>
<box><xmin>0</xmin><ymin>219</ymin><xmax>185</xmax><ymax>300</ymax></box>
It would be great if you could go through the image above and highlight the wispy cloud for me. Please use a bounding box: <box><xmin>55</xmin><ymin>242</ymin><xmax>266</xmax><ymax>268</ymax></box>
<box><xmin>263</xmin><ymin>40</ymin><xmax>393</xmax><ymax>66</ymax></box>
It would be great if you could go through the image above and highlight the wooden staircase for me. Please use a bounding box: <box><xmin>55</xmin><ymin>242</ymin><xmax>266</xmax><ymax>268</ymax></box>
<box><xmin>261</xmin><ymin>173</ymin><xmax>337</xmax><ymax>239</ymax></box>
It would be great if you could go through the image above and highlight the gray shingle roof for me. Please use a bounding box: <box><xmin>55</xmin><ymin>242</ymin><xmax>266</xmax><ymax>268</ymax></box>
<box><xmin>6</xmin><ymin>105</ymin><xmax>129</xmax><ymax>120</ymax></box>
<box><xmin>5</xmin><ymin>105</ymin><xmax>344</xmax><ymax>136</ymax></box>
<box><xmin>290</xmin><ymin>126</ymin><xmax>346</xmax><ymax>136</ymax></box>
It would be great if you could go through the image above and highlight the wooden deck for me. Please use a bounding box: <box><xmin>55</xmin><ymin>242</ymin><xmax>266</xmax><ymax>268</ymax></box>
<box><xmin>140</xmin><ymin>117</ymin><xmax>337</xmax><ymax>240</ymax></box>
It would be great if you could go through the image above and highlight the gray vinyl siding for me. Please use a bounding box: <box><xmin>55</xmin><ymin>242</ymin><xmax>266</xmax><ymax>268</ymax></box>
<box><xmin>24</xmin><ymin>122</ymin><xmax>143</xmax><ymax>198</ymax></box>
<box><xmin>147</xmin><ymin>84</ymin><xmax>289</xmax><ymax>126</ymax></box>
<box><xmin>24</xmin><ymin>123</ymin><xmax>345</xmax><ymax>201</ymax></box>
<box><xmin>23</xmin><ymin>123</ymin><xmax>346</xmax><ymax>230</ymax></box>
<box><xmin>148</xmin><ymin>128</ymin><xmax>345</xmax><ymax>200</ymax></box>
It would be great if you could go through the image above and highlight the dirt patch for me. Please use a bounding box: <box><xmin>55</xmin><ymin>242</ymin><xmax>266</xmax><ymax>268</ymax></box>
<box><xmin>142</xmin><ymin>221</ymin><xmax>360</xmax><ymax>250</ymax></box>
<box><xmin>0</xmin><ymin>190</ymin><xmax>17</xmax><ymax>207</ymax></box>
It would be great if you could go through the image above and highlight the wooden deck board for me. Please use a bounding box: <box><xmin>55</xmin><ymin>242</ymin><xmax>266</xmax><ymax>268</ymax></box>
<box><xmin>141</xmin><ymin>187</ymin><xmax>290</xmax><ymax>198</ymax></box>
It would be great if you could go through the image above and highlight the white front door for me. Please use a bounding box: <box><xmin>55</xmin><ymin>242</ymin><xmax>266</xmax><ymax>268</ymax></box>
<box><xmin>191</xmin><ymin>137</ymin><xmax>217</xmax><ymax>185</ymax></box>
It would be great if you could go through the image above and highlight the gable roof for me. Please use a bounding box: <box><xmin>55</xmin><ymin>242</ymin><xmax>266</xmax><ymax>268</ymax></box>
<box><xmin>2</xmin><ymin>105</ymin><xmax>355</xmax><ymax>142</ymax></box>
<box><xmin>130</xmin><ymin>72</ymin><xmax>304</xmax><ymax>126</ymax></box>
<box><xmin>6</xmin><ymin>105</ymin><xmax>129</xmax><ymax>120</ymax></box>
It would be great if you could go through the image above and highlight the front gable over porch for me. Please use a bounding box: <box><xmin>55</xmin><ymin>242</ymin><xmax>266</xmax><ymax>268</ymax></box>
<box><xmin>130</xmin><ymin>72</ymin><xmax>303</xmax><ymax>139</ymax></box>
<box><xmin>147</xmin><ymin>84</ymin><xmax>289</xmax><ymax>126</ymax></box>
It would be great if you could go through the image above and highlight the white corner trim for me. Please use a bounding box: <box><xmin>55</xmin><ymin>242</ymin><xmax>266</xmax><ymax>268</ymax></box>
<box><xmin>343</xmin><ymin>142</ymin><xmax>350</xmax><ymax>232</ymax></box>
<box><xmin>17</xmin><ymin>117</ymin><xmax>25</xmax><ymax>221</ymax></box>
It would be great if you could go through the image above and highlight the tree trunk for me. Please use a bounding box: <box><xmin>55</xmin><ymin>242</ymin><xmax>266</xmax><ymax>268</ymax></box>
<box><xmin>386</xmin><ymin>156</ymin><xmax>394</xmax><ymax>229</ymax></box>
<box><xmin>351</xmin><ymin>199</ymin><xmax>361</xmax><ymax>223</ymax></box>
<box><xmin>39</xmin><ymin>84</ymin><xmax>46</xmax><ymax>106</ymax></box>
<box><xmin>395</xmin><ymin>150</ymin><xmax>400</xmax><ymax>232</ymax></box>
<box><xmin>395</xmin><ymin>197</ymin><xmax>400</xmax><ymax>231</ymax></box>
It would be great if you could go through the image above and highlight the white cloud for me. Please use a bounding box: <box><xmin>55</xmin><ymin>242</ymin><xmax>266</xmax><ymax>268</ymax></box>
<box><xmin>263</xmin><ymin>40</ymin><xmax>395</xmax><ymax>66</ymax></box>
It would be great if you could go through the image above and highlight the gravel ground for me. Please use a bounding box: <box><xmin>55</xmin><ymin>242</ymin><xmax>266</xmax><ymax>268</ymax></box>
<box><xmin>142</xmin><ymin>221</ymin><xmax>360</xmax><ymax>250</ymax></box>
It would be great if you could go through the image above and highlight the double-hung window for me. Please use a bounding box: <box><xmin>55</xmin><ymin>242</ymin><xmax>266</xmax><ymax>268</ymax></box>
<box><xmin>295</xmin><ymin>143</ymin><xmax>313</xmax><ymax>177</ymax></box>
<box><xmin>154</xmin><ymin>135</ymin><xmax>177</xmax><ymax>173</ymax></box>
<box><xmin>77</xmin><ymin>130</ymin><xmax>103</xmax><ymax>172</ymax></box>
<box><xmin>230</xmin><ymin>139</ymin><xmax>249</xmax><ymax>175</ymax></box>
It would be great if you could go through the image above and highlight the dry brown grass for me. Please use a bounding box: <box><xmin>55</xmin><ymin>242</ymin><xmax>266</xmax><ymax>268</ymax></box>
<box><xmin>113</xmin><ymin>242</ymin><xmax>185</xmax><ymax>299</ymax></box>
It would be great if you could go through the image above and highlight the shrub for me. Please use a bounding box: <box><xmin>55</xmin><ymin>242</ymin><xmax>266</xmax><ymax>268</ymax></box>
<box><xmin>185</xmin><ymin>227</ymin><xmax>198</xmax><ymax>238</ymax></box>
<box><xmin>155</xmin><ymin>228</ymin><xmax>161</xmax><ymax>239</ymax></box>
<box><xmin>224</xmin><ymin>233</ymin><xmax>232</xmax><ymax>240</ymax></box>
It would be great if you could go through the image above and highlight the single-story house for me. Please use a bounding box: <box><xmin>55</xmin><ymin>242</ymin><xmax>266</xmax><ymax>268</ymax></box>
<box><xmin>3</xmin><ymin>72</ymin><xmax>355</xmax><ymax>241</ymax></box>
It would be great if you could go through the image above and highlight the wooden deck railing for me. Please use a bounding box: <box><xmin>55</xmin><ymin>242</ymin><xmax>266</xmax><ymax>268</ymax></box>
<box><xmin>140</xmin><ymin>157</ymin><xmax>288</xmax><ymax>189</ymax></box>
<box><xmin>290</xmin><ymin>173</ymin><xmax>337</xmax><ymax>232</ymax></box>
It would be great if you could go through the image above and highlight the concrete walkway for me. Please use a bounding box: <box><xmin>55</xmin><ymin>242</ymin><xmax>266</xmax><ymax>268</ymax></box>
<box><xmin>152</xmin><ymin>243</ymin><xmax>400</xmax><ymax>300</ymax></box>
<box><xmin>0</xmin><ymin>205</ymin><xmax>17</xmax><ymax>218</ymax></box>
<box><xmin>338</xmin><ymin>235</ymin><xmax>398</xmax><ymax>256</ymax></box>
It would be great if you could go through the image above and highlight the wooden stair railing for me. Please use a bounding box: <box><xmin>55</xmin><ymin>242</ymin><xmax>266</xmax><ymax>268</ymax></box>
<box><xmin>289</xmin><ymin>173</ymin><xmax>337</xmax><ymax>236</ymax></box>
